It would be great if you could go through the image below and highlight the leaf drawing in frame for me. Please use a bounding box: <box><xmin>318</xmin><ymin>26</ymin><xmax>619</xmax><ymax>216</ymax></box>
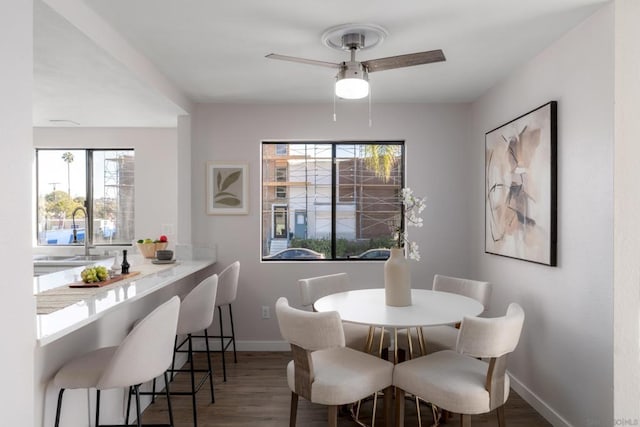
<box><xmin>207</xmin><ymin>162</ymin><xmax>249</xmax><ymax>215</ymax></box>
<box><xmin>214</xmin><ymin>170</ymin><xmax>241</xmax><ymax>206</ymax></box>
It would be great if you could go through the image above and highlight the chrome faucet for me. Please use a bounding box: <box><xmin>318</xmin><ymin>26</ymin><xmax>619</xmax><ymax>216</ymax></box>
<box><xmin>71</xmin><ymin>206</ymin><xmax>94</xmax><ymax>256</ymax></box>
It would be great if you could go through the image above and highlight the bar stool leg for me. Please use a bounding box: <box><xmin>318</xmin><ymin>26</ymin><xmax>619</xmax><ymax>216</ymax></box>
<box><xmin>95</xmin><ymin>389</ymin><xmax>101</xmax><ymax>427</ymax></box>
<box><xmin>164</xmin><ymin>371</ymin><xmax>174</xmax><ymax>427</ymax></box>
<box><xmin>155</xmin><ymin>338</ymin><xmax>182</xmax><ymax>404</ymax></box>
<box><xmin>188</xmin><ymin>334</ymin><xmax>198</xmax><ymax>427</ymax></box>
<box><xmin>126</xmin><ymin>386</ymin><xmax>133</xmax><ymax>424</ymax></box>
<box><xmin>151</xmin><ymin>377</ymin><xmax>157</xmax><ymax>404</ymax></box>
<box><xmin>218</xmin><ymin>306</ymin><xmax>227</xmax><ymax>382</ymax></box>
<box><xmin>54</xmin><ymin>389</ymin><xmax>65</xmax><ymax>427</ymax></box>
<box><xmin>228</xmin><ymin>304</ymin><xmax>237</xmax><ymax>363</ymax></box>
<box><xmin>204</xmin><ymin>328</ymin><xmax>215</xmax><ymax>403</ymax></box>
<box><xmin>170</xmin><ymin>336</ymin><xmax>178</xmax><ymax>381</ymax></box>
<box><xmin>134</xmin><ymin>384</ymin><xmax>142</xmax><ymax>427</ymax></box>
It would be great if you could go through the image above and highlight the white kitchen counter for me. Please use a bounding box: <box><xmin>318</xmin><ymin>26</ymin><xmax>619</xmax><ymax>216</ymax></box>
<box><xmin>34</xmin><ymin>247</ymin><xmax>217</xmax><ymax>427</ymax></box>
<box><xmin>35</xmin><ymin>254</ymin><xmax>215</xmax><ymax>346</ymax></box>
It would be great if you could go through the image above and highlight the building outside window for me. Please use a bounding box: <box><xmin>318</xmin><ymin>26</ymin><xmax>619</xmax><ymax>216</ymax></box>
<box><xmin>35</xmin><ymin>149</ymin><xmax>135</xmax><ymax>246</ymax></box>
<box><xmin>262</xmin><ymin>141</ymin><xmax>404</xmax><ymax>261</ymax></box>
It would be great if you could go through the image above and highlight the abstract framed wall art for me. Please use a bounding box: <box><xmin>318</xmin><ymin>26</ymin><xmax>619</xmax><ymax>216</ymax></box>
<box><xmin>485</xmin><ymin>101</ymin><xmax>557</xmax><ymax>266</ymax></box>
<box><xmin>206</xmin><ymin>162</ymin><xmax>249</xmax><ymax>215</ymax></box>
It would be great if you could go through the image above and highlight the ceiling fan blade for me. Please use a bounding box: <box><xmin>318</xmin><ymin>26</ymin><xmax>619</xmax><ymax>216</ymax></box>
<box><xmin>362</xmin><ymin>49</ymin><xmax>446</xmax><ymax>73</ymax></box>
<box><xmin>265</xmin><ymin>53</ymin><xmax>340</xmax><ymax>69</ymax></box>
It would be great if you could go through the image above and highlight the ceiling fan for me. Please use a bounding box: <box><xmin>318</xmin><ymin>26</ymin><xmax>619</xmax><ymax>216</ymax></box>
<box><xmin>266</xmin><ymin>24</ymin><xmax>446</xmax><ymax>100</ymax></box>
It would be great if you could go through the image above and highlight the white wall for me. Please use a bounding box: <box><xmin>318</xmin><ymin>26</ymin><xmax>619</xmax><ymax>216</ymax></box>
<box><xmin>33</xmin><ymin>127</ymin><xmax>180</xmax><ymax>248</ymax></box>
<box><xmin>469</xmin><ymin>5</ymin><xmax>614</xmax><ymax>426</ymax></box>
<box><xmin>0</xmin><ymin>0</ymin><xmax>35</xmax><ymax>423</ymax></box>
<box><xmin>191</xmin><ymin>103</ymin><xmax>473</xmax><ymax>343</ymax></box>
<box><xmin>177</xmin><ymin>116</ymin><xmax>192</xmax><ymax>244</ymax></box>
<box><xmin>614</xmin><ymin>0</ymin><xmax>640</xmax><ymax>421</ymax></box>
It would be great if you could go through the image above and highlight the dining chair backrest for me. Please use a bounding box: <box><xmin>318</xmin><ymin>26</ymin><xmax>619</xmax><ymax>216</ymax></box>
<box><xmin>177</xmin><ymin>274</ymin><xmax>219</xmax><ymax>335</ymax></box>
<box><xmin>216</xmin><ymin>261</ymin><xmax>240</xmax><ymax>307</ymax></box>
<box><xmin>298</xmin><ymin>272</ymin><xmax>350</xmax><ymax>308</ymax></box>
<box><xmin>97</xmin><ymin>296</ymin><xmax>180</xmax><ymax>389</ymax></box>
<box><xmin>455</xmin><ymin>303</ymin><xmax>524</xmax><ymax>358</ymax></box>
<box><xmin>433</xmin><ymin>274</ymin><xmax>492</xmax><ymax>311</ymax></box>
<box><xmin>275</xmin><ymin>297</ymin><xmax>345</xmax><ymax>351</ymax></box>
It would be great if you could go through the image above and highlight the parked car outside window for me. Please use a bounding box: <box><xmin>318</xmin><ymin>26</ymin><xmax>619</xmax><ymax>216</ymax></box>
<box><xmin>351</xmin><ymin>248</ymin><xmax>390</xmax><ymax>260</ymax></box>
<box><xmin>264</xmin><ymin>248</ymin><xmax>326</xmax><ymax>260</ymax></box>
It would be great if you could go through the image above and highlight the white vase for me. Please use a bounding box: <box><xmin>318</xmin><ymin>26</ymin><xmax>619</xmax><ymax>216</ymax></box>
<box><xmin>384</xmin><ymin>247</ymin><xmax>412</xmax><ymax>307</ymax></box>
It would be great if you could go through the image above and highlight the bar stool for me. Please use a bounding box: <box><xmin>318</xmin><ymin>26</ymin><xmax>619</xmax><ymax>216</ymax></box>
<box><xmin>208</xmin><ymin>261</ymin><xmax>240</xmax><ymax>382</ymax></box>
<box><xmin>164</xmin><ymin>273</ymin><xmax>219</xmax><ymax>427</ymax></box>
<box><xmin>53</xmin><ymin>296</ymin><xmax>180</xmax><ymax>427</ymax></box>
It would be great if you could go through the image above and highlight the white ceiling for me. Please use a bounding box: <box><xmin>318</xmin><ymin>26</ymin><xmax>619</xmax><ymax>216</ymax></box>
<box><xmin>34</xmin><ymin>0</ymin><xmax>609</xmax><ymax>127</ymax></box>
<box><xmin>34</xmin><ymin>1</ymin><xmax>187</xmax><ymax>127</ymax></box>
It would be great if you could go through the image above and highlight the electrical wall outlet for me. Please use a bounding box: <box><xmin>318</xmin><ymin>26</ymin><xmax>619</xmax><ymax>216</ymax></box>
<box><xmin>261</xmin><ymin>305</ymin><xmax>271</xmax><ymax>319</ymax></box>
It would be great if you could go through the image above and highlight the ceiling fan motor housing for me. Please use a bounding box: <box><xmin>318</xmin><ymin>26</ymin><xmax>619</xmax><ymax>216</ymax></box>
<box><xmin>338</xmin><ymin>61</ymin><xmax>369</xmax><ymax>81</ymax></box>
<box><xmin>341</xmin><ymin>33</ymin><xmax>366</xmax><ymax>50</ymax></box>
<box><xmin>335</xmin><ymin>61</ymin><xmax>369</xmax><ymax>99</ymax></box>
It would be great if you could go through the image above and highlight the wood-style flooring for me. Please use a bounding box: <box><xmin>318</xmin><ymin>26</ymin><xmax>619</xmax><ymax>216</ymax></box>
<box><xmin>141</xmin><ymin>351</ymin><xmax>551</xmax><ymax>427</ymax></box>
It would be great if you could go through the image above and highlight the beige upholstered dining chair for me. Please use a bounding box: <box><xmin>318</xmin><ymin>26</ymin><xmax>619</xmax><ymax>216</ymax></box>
<box><xmin>298</xmin><ymin>272</ymin><xmax>390</xmax><ymax>354</ymax></box>
<box><xmin>393</xmin><ymin>303</ymin><xmax>525</xmax><ymax>427</ymax></box>
<box><xmin>398</xmin><ymin>274</ymin><xmax>491</xmax><ymax>358</ymax></box>
<box><xmin>53</xmin><ymin>296</ymin><xmax>180</xmax><ymax>427</ymax></box>
<box><xmin>275</xmin><ymin>297</ymin><xmax>394</xmax><ymax>427</ymax></box>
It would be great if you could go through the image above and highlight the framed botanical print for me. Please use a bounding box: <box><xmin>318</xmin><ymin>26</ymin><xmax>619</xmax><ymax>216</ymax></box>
<box><xmin>206</xmin><ymin>162</ymin><xmax>249</xmax><ymax>215</ymax></box>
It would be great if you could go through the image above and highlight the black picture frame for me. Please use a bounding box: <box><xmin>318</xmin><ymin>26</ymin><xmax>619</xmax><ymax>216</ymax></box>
<box><xmin>485</xmin><ymin>101</ymin><xmax>557</xmax><ymax>266</ymax></box>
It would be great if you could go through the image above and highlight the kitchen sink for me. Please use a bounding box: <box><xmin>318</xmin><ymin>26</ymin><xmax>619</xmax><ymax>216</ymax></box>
<box><xmin>33</xmin><ymin>254</ymin><xmax>113</xmax><ymax>267</ymax></box>
<box><xmin>33</xmin><ymin>255</ymin><xmax>76</xmax><ymax>261</ymax></box>
<box><xmin>68</xmin><ymin>255</ymin><xmax>112</xmax><ymax>261</ymax></box>
<box><xmin>33</xmin><ymin>254</ymin><xmax>114</xmax><ymax>277</ymax></box>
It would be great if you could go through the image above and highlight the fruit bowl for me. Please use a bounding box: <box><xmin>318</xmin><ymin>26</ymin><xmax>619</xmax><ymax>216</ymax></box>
<box><xmin>137</xmin><ymin>242</ymin><xmax>168</xmax><ymax>259</ymax></box>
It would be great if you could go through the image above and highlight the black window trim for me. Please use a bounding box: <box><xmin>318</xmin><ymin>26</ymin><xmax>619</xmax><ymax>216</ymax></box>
<box><xmin>262</xmin><ymin>140</ymin><xmax>405</xmax><ymax>261</ymax></box>
<box><xmin>35</xmin><ymin>147</ymin><xmax>135</xmax><ymax>247</ymax></box>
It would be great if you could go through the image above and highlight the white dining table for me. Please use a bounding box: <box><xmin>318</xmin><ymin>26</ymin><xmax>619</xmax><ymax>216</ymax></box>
<box><xmin>314</xmin><ymin>288</ymin><xmax>484</xmax><ymax>358</ymax></box>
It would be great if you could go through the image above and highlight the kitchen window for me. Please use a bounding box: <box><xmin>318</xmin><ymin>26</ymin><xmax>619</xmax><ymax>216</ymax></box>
<box><xmin>262</xmin><ymin>141</ymin><xmax>404</xmax><ymax>261</ymax></box>
<box><xmin>35</xmin><ymin>149</ymin><xmax>135</xmax><ymax>246</ymax></box>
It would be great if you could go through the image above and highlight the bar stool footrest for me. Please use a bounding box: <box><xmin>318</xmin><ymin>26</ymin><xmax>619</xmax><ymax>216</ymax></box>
<box><xmin>99</xmin><ymin>424</ymin><xmax>172</xmax><ymax>427</ymax></box>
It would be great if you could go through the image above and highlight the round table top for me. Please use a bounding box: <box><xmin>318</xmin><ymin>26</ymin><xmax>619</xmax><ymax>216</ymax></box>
<box><xmin>314</xmin><ymin>288</ymin><xmax>484</xmax><ymax>329</ymax></box>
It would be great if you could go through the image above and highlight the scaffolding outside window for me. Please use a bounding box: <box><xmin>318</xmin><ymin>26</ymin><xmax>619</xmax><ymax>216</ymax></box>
<box><xmin>262</xmin><ymin>141</ymin><xmax>404</xmax><ymax>261</ymax></box>
<box><xmin>35</xmin><ymin>149</ymin><xmax>135</xmax><ymax>246</ymax></box>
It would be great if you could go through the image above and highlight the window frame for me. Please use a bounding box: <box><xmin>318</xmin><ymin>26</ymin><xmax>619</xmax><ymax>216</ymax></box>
<box><xmin>35</xmin><ymin>148</ymin><xmax>135</xmax><ymax>247</ymax></box>
<box><xmin>261</xmin><ymin>140</ymin><xmax>405</xmax><ymax>261</ymax></box>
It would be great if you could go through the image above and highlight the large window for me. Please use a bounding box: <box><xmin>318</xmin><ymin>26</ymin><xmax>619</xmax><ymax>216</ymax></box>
<box><xmin>262</xmin><ymin>141</ymin><xmax>404</xmax><ymax>261</ymax></box>
<box><xmin>36</xmin><ymin>149</ymin><xmax>135</xmax><ymax>246</ymax></box>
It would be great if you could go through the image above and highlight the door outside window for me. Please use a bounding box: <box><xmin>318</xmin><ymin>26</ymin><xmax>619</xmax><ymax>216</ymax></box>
<box><xmin>273</xmin><ymin>206</ymin><xmax>288</xmax><ymax>239</ymax></box>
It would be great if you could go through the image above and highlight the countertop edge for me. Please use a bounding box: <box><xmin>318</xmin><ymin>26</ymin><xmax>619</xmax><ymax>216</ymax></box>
<box><xmin>36</xmin><ymin>258</ymin><xmax>216</xmax><ymax>346</ymax></box>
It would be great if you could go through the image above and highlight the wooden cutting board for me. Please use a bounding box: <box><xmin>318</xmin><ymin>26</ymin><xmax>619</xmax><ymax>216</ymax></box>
<box><xmin>68</xmin><ymin>271</ymin><xmax>141</xmax><ymax>288</ymax></box>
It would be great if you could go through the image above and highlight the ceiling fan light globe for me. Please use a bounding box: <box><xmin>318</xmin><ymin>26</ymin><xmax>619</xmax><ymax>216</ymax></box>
<box><xmin>335</xmin><ymin>78</ymin><xmax>369</xmax><ymax>99</ymax></box>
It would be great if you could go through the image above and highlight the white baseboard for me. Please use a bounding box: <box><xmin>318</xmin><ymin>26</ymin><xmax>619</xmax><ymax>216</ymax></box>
<box><xmin>508</xmin><ymin>370</ymin><xmax>572</xmax><ymax>427</ymax></box>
